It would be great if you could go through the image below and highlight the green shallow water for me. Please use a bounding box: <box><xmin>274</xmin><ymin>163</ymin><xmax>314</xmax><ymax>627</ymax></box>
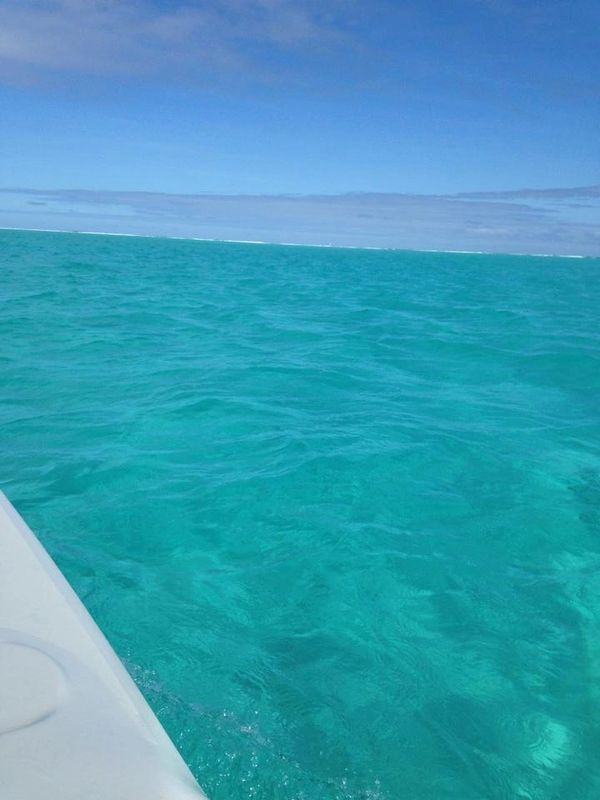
<box><xmin>1</xmin><ymin>229</ymin><xmax>600</xmax><ymax>799</ymax></box>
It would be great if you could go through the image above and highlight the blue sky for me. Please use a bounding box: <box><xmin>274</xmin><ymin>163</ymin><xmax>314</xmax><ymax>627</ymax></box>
<box><xmin>0</xmin><ymin>1</ymin><xmax>598</xmax><ymax>253</ymax></box>
<box><xmin>1</xmin><ymin>0</ymin><xmax>598</xmax><ymax>196</ymax></box>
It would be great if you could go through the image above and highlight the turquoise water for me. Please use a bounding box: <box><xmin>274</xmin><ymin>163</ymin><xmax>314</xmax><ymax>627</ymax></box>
<box><xmin>1</xmin><ymin>229</ymin><xmax>600</xmax><ymax>799</ymax></box>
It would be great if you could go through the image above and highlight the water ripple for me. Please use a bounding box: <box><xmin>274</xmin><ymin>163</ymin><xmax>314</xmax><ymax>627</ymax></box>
<box><xmin>1</xmin><ymin>230</ymin><xmax>600</xmax><ymax>798</ymax></box>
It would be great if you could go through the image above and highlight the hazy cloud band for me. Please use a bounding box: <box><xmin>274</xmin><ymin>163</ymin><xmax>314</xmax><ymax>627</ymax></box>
<box><xmin>1</xmin><ymin>185</ymin><xmax>599</xmax><ymax>256</ymax></box>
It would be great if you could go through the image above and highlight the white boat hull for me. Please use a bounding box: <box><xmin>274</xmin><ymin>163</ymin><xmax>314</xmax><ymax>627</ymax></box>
<box><xmin>0</xmin><ymin>492</ymin><xmax>207</xmax><ymax>800</ymax></box>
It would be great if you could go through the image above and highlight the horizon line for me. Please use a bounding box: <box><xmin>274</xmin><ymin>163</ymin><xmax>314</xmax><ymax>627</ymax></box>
<box><xmin>0</xmin><ymin>225</ymin><xmax>592</xmax><ymax>260</ymax></box>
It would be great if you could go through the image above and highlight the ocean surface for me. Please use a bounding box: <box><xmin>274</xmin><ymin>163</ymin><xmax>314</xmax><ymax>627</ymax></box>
<box><xmin>1</xmin><ymin>228</ymin><xmax>600</xmax><ymax>799</ymax></box>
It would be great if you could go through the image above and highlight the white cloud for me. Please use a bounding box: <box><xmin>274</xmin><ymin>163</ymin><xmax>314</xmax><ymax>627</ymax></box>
<box><xmin>2</xmin><ymin>186</ymin><xmax>599</xmax><ymax>256</ymax></box>
<box><xmin>457</xmin><ymin>185</ymin><xmax>600</xmax><ymax>200</ymax></box>
<box><xmin>0</xmin><ymin>0</ymin><xmax>353</xmax><ymax>82</ymax></box>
